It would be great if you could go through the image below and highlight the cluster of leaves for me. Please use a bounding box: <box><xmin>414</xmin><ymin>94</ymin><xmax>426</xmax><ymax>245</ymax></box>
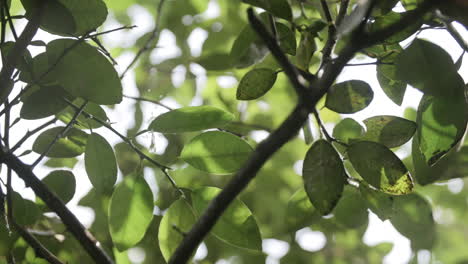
<box><xmin>0</xmin><ymin>0</ymin><xmax>468</xmax><ymax>263</ymax></box>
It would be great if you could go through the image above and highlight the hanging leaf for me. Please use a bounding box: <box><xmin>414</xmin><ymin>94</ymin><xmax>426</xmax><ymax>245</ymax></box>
<box><xmin>285</xmin><ymin>189</ymin><xmax>318</xmax><ymax>232</ymax></box>
<box><xmin>85</xmin><ymin>133</ymin><xmax>117</xmax><ymax>193</ymax></box>
<box><xmin>242</xmin><ymin>0</ymin><xmax>292</xmax><ymax>20</ymax></box>
<box><xmin>333</xmin><ymin>186</ymin><xmax>369</xmax><ymax>229</ymax></box>
<box><xmin>20</xmin><ymin>85</ymin><xmax>73</xmax><ymax>120</ymax></box>
<box><xmin>276</xmin><ymin>22</ymin><xmax>296</xmax><ymax>55</ymax></box>
<box><xmin>180</xmin><ymin>131</ymin><xmax>253</xmax><ymax>174</ymax></box>
<box><xmin>390</xmin><ymin>193</ymin><xmax>435</xmax><ymax>249</ymax></box>
<box><xmin>325</xmin><ymin>80</ymin><xmax>374</xmax><ymax>113</ymax></box>
<box><xmin>347</xmin><ymin>141</ymin><xmax>413</xmax><ymax>195</ymax></box>
<box><xmin>332</xmin><ymin>118</ymin><xmax>365</xmax><ymax>144</ymax></box>
<box><xmin>149</xmin><ymin>106</ymin><xmax>234</xmax><ymax>133</ymax></box>
<box><xmin>376</xmin><ymin>51</ymin><xmax>407</xmax><ymax>106</ymax></box>
<box><xmin>32</xmin><ymin>127</ymin><xmax>88</xmax><ymax>158</ymax></box>
<box><xmin>46</xmin><ymin>39</ymin><xmax>122</xmax><ymax>105</ymax></box>
<box><xmin>114</xmin><ymin>142</ymin><xmax>141</xmax><ymax>175</ymax></box>
<box><xmin>395</xmin><ymin>39</ymin><xmax>461</xmax><ymax>97</ymax></box>
<box><xmin>57</xmin><ymin>99</ymin><xmax>108</xmax><ymax>129</ymax></box>
<box><xmin>40</xmin><ymin>170</ymin><xmax>76</xmax><ymax>205</ymax></box>
<box><xmin>230</xmin><ymin>24</ymin><xmax>269</xmax><ymax>68</ymax></box>
<box><xmin>158</xmin><ymin>198</ymin><xmax>196</xmax><ymax>262</ymax></box>
<box><xmin>416</xmin><ymin>94</ymin><xmax>468</xmax><ymax>165</ymax></box>
<box><xmin>109</xmin><ymin>175</ymin><xmax>154</xmax><ymax>251</ymax></box>
<box><xmin>192</xmin><ymin>187</ymin><xmax>263</xmax><ymax>251</ymax></box>
<box><xmin>359</xmin><ymin>183</ymin><xmax>394</xmax><ymax>221</ymax></box>
<box><xmin>236</xmin><ymin>68</ymin><xmax>277</xmax><ymax>100</ymax></box>
<box><xmin>362</xmin><ymin>115</ymin><xmax>416</xmax><ymax>148</ymax></box>
<box><xmin>302</xmin><ymin>140</ymin><xmax>346</xmax><ymax>215</ymax></box>
<box><xmin>11</xmin><ymin>192</ymin><xmax>42</xmax><ymax>226</ymax></box>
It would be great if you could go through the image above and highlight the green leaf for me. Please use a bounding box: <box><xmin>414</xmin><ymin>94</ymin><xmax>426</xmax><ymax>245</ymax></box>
<box><xmin>325</xmin><ymin>80</ymin><xmax>374</xmax><ymax>114</ymax></box>
<box><xmin>32</xmin><ymin>127</ymin><xmax>88</xmax><ymax>158</ymax></box>
<box><xmin>390</xmin><ymin>193</ymin><xmax>435</xmax><ymax>249</ymax></box>
<box><xmin>295</xmin><ymin>29</ymin><xmax>317</xmax><ymax>71</ymax></box>
<box><xmin>114</xmin><ymin>142</ymin><xmax>141</xmax><ymax>175</ymax></box>
<box><xmin>149</xmin><ymin>106</ymin><xmax>234</xmax><ymax>133</ymax></box>
<box><xmin>0</xmin><ymin>217</ymin><xmax>17</xmax><ymax>256</ymax></box>
<box><xmin>242</xmin><ymin>0</ymin><xmax>292</xmax><ymax>20</ymax></box>
<box><xmin>302</xmin><ymin>140</ymin><xmax>346</xmax><ymax>215</ymax></box>
<box><xmin>40</xmin><ymin>170</ymin><xmax>76</xmax><ymax>205</ymax></box>
<box><xmin>361</xmin><ymin>115</ymin><xmax>416</xmax><ymax>148</ymax></box>
<box><xmin>46</xmin><ymin>39</ymin><xmax>122</xmax><ymax>105</ymax></box>
<box><xmin>376</xmin><ymin>51</ymin><xmax>407</xmax><ymax>105</ymax></box>
<box><xmin>370</xmin><ymin>12</ymin><xmax>422</xmax><ymax>44</ymax></box>
<box><xmin>19</xmin><ymin>52</ymin><xmax>56</xmax><ymax>85</ymax></box>
<box><xmin>416</xmin><ymin>94</ymin><xmax>468</xmax><ymax>165</ymax></box>
<box><xmin>12</xmin><ymin>192</ymin><xmax>42</xmax><ymax>226</ymax></box>
<box><xmin>395</xmin><ymin>39</ymin><xmax>461</xmax><ymax>97</ymax></box>
<box><xmin>57</xmin><ymin>99</ymin><xmax>108</xmax><ymax>129</ymax></box>
<box><xmin>192</xmin><ymin>186</ymin><xmax>262</xmax><ymax>251</ymax></box>
<box><xmin>236</xmin><ymin>68</ymin><xmax>277</xmax><ymax>100</ymax></box>
<box><xmin>359</xmin><ymin>183</ymin><xmax>394</xmax><ymax>221</ymax></box>
<box><xmin>20</xmin><ymin>85</ymin><xmax>72</xmax><ymax>120</ymax></box>
<box><xmin>276</xmin><ymin>22</ymin><xmax>296</xmax><ymax>55</ymax></box>
<box><xmin>158</xmin><ymin>198</ymin><xmax>196</xmax><ymax>262</ymax></box>
<box><xmin>333</xmin><ymin>186</ymin><xmax>369</xmax><ymax>229</ymax></box>
<box><xmin>348</xmin><ymin>141</ymin><xmax>413</xmax><ymax>195</ymax></box>
<box><xmin>374</xmin><ymin>0</ymin><xmax>399</xmax><ymax>15</ymax></box>
<box><xmin>180</xmin><ymin>131</ymin><xmax>253</xmax><ymax>174</ymax></box>
<box><xmin>332</xmin><ymin>118</ymin><xmax>365</xmax><ymax>144</ymax></box>
<box><xmin>44</xmin><ymin>157</ymin><xmax>78</xmax><ymax>168</ymax></box>
<box><xmin>196</xmin><ymin>53</ymin><xmax>233</xmax><ymax>71</ymax></box>
<box><xmin>230</xmin><ymin>23</ymin><xmax>269</xmax><ymax>68</ymax></box>
<box><xmin>21</xmin><ymin>0</ymin><xmax>107</xmax><ymax>36</ymax></box>
<box><xmin>85</xmin><ymin>133</ymin><xmax>117</xmax><ymax>193</ymax></box>
<box><xmin>109</xmin><ymin>175</ymin><xmax>154</xmax><ymax>251</ymax></box>
<box><xmin>285</xmin><ymin>189</ymin><xmax>318</xmax><ymax>231</ymax></box>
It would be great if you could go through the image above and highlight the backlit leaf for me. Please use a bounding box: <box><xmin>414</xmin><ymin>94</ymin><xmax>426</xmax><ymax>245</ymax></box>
<box><xmin>33</xmin><ymin>127</ymin><xmax>88</xmax><ymax>158</ymax></box>
<box><xmin>285</xmin><ymin>189</ymin><xmax>318</xmax><ymax>231</ymax></box>
<box><xmin>359</xmin><ymin>183</ymin><xmax>394</xmax><ymax>221</ymax></box>
<box><xmin>325</xmin><ymin>80</ymin><xmax>374</xmax><ymax>113</ymax></box>
<box><xmin>85</xmin><ymin>133</ymin><xmax>117</xmax><ymax>193</ymax></box>
<box><xmin>149</xmin><ymin>106</ymin><xmax>234</xmax><ymax>133</ymax></box>
<box><xmin>20</xmin><ymin>85</ymin><xmax>72</xmax><ymax>120</ymax></box>
<box><xmin>302</xmin><ymin>140</ymin><xmax>346</xmax><ymax>215</ymax></box>
<box><xmin>181</xmin><ymin>131</ymin><xmax>253</xmax><ymax>174</ymax></box>
<box><xmin>332</xmin><ymin>118</ymin><xmax>365</xmax><ymax>144</ymax></box>
<box><xmin>40</xmin><ymin>170</ymin><xmax>76</xmax><ymax>205</ymax></box>
<box><xmin>109</xmin><ymin>175</ymin><xmax>154</xmax><ymax>251</ymax></box>
<box><xmin>237</xmin><ymin>68</ymin><xmax>277</xmax><ymax>100</ymax></box>
<box><xmin>362</xmin><ymin>115</ymin><xmax>416</xmax><ymax>148</ymax></box>
<box><xmin>348</xmin><ymin>141</ymin><xmax>413</xmax><ymax>195</ymax></box>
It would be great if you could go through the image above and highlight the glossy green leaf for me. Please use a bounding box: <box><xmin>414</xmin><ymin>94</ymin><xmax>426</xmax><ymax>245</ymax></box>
<box><xmin>362</xmin><ymin>115</ymin><xmax>416</xmax><ymax>148</ymax></box>
<box><xmin>85</xmin><ymin>133</ymin><xmax>117</xmax><ymax>193</ymax></box>
<box><xmin>302</xmin><ymin>140</ymin><xmax>346</xmax><ymax>215</ymax></box>
<box><xmin>158</xmin><ymin>198</ymin><xmax>196</xmax><ymax>262</ymax></box>
<box><xmin>333</xmin><ymin>118</ymin><xmax>365</xmax><ymax>144</ymax></box>
<box><xmin>21</xmin><ymin>0</ymin><xmax>107</xmax><ymax>36</ymax></box>
<box><xmin>149</xmin><ymin>106</ymin><xmax>234</xmax><ymax>133</ymax></box>
<box><xmin>285</xmin><ymin>189</ymin><xmax>318</xmax><ymax>231</ymax></box>
<box><xmin>41</xmin><ymin>170</ymin><xmax>76</xmax><ymax>204</ymax></box>
<box><xmin>57</xmin><ymin>99</ymin><xmax>108</xmax><ymax>129</ymax></box>
<box><xmin>192</xmin><ymin>186</ymin><xmax>262</xmax><ymax>250</ymax></box>
<box><xmin>326</xmin><ymin>80</ymin><xmax>374</xmax><ymax>113</ymax></box>
<box><xmin>416</xmin><ymin>94</ymin><xmax>467</xmax><ymax>165</ymax></box>
<box><xmin>359</xmin><ymin>183</ymin><xmax>394</xmax><ymax>221</ymax></box>
<box><xmin>181</xmin><ymin>131</ymin><xmax>253</xmax><ymax>174</ymax></box>
<box><xmin>242</xmin><ymin>0</ymin><xmax>292</xmax><ymax>20</ymax></box>
<box><xmin>395</xmin><ymin>39</ymin><xmax>461</xmax><ymax>97</ymax></box>
<box><xmin>46</xmin><ymin>39</ymin><xmax>122</xmax><ymax>105</ymax></box>
<box><xmin>390</xmin><ymin>193</ymin><xmax>435</xmax><ymax>249</ymax></box>
<box><xmin>236</xmin><ymin>68</ymin><xmax>277</xmax><ymax>100</ymax></box>
<box><xmin>32</xmin><ymin>127</ymin><xmax>88</xmax><ymax>158</ymax></box>
<box><xmin>333</xmin><ymin>186</ymin><xmax>369</xmax><ymax>229</ymax></box>
<box><xmin>20</xmin><ymin>85</ymin><xmax>72</xmax><ymax>120</ymax></box>
<box><xmin>348</xmin><ymin>141</ymin><xmax>413</xmax><ymax>195</ymax></box>
<box><xmin>109</xmin><ymin>175</ymin><xmax>154</xmax><ymax>251</ymax></box>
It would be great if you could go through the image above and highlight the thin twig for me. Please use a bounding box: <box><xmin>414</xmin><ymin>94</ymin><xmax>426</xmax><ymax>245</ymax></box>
<box><xmin>11</xmin><ymin>221</ymin><xmax>64</xmax><ymax>264</ymax></box>
<box><xmin>123</xmin><ymin>94</ymin><xmax>172</xmax><ymax>110</ymax></box>
<box><xmin>85</xmin><ymin>25</ymin><xmax>136</xmax><ymax>39</ymax></box>
<box><xmin>3</xmin><ymin>0</ymin><xmax>18</xmax><ymax>40</ymax></box>
<box><xmin>436</xmin><ymin>10</ymin><xmax>468</xmax><ymax>52</ymax></box>
<box><xmin>312</xmin><ymin>110</ymin><xmax>333</xmax><ymax>142</ymax></box>
<box><xmin>31</xmin><ymin>102</ymin><xmax>87</xmax><ymax>168</ymax></box>
<box><xmin>10</xmin><ymin>117</ymin><xmax>57</xmax><ymax>153</ymax></box>
<box><xmin>120</xmin><ymin>0</ymin><xmax>166</xmax><ymax>78</ymax></box>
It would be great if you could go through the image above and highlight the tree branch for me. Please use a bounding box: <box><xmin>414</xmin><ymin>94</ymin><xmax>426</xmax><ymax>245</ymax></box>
<box><xmin>0</xmin><ymin>151</ymin><xmax>114</xmax><ymax>264</ymax></box>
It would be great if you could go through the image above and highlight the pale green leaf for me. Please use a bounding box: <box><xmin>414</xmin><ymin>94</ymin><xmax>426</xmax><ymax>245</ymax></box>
<box><xmin>85</xmin><ymin>133</ymin><xmax>117</xmax><ymax>193</ymax></box>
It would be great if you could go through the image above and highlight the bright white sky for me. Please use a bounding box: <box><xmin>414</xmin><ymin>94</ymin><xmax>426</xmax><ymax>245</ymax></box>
<box><xmin>2</xmin><ymin>1</ymin><xmax>467</xmax><ymax>264</ymax></box>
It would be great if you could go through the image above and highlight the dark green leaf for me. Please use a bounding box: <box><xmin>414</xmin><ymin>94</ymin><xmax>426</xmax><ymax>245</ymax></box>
<box><xmin>359</xmin><ymin>183</ymin><xmax>394</xmax><ymax>221</ymax></box>
<box><xmin>149</xmin><ymin>106</ymin><xmax>234</xmax><ymax>133</ymax></box>
<box><xmin>109</xmin><ymin>175</ymin><xmax>154</xmax><ymax>251</ymax></box>
<box><xmin>348</xmin><ymin>141</ymin><xmax>413</xmax><ymax>195</ymax></box>
<box><xmin>12</xmin><ymin>192</ymin><xmax>42</xmax><ymax>226</ymax></box>
<box><xmin>302</xmin><ymin>140</ymin><xmax>346</xmax><ymax>215</ymax></box>
<box><xmin>325</xmin><ymin>80</ymin><xmax>374</xmax><ymax>113</ymax></box>
<box><xmin>376</xmin><ymin>51</ymin><xmax>407</xmax><ymax>105</ymax></box>
<box><xmin>19</xmin><ymin>52</ymin><xmax>57</xmax><ymax>85</ymax></box>
<box><xmin>416</xmin><ymin>94</ymin><xmax>467</xmax><ymax>165</ymax></box>
<box><xmin>332</xmin><ymin>118</ymin><xmax>365</xmax><ymax>144</ymax></box>
<box><xmin>230</xmin><ymin>23</ymin><xmax>269</xmax><ymax>68</ymax></box>
<box><xmin>242</xmin><ymin>0</ymin><xmax>292</xmax><ymax>20</ymax></box>
<box><xmin>192</xmin><ymin>186</ymin><xmax>262</xmax><ymax>250</ymax></box>
<box><xmin>85</xmin><ymin>133</ymin><xmax>117</xmax><ymax>193</ymax></box>
<box><xmin>236</xmin><ymin>68</ymin><xmax>277</xmax><ymax>100</ymax></box>
<box><xmin>158</xmin><ymin>198</ymin><xmax>196</xmax><ymax>262</ymax></box>
<box><xmin>370</xmin><ymin>12</ymin><xmax>422</xmax><ymax>44</ymax></box>
<box><xmin>20</xmin><ymin>85</ymin><xmax>72</xmax><ymax>120</ymax></box>
<box><xmin>362</xmin><ymin>115</ymin><xmax>416</xmax><ymax>148</ymax></box>
<box><xmin>40</xmin><ymin>170</ymin><xmax>76</xmax><ymax>205</ymax></box>
<box><xmin>57</xmin><ymin>99</ymin><xmax>108</xmax><ymax>129</ymax></box>
<box><xmin>32</xmin><ymin>127</ymin><xmax>88</xmax><ymax>158</ymax></box>
<box><xmin>276</xmin><ymin>22</ymin><xmax>296</xmax><ymax>55</ymax></box>
<box><xmin>390</xmin><ymin>193</ymin><xmax>435</xmax><ymax>249</ymax></box>
<box><xmin>296</xmin><ymin>29</ymin><xmax>317</xmax><ymax>71</ymax></box>
<box><xmin>181</xmin><ymin>131</ymin><xmax>252</xmax><ymax>174</ymax></box>
<box><xmin>46</xmin><ymin>39</ymin><xmax>122</xmax><ymax>105</ymax></box>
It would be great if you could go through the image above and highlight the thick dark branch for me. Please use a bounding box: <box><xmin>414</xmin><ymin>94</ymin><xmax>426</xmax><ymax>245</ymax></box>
<box><xmin>11</xmin><ymin>221</ymin><xmax>64</xmax><ymax>264</ymax></box>
<box><xmin>0</xmin><ymin>152</ymin><xmax>114</xmax><ymax>264</ymax></box>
